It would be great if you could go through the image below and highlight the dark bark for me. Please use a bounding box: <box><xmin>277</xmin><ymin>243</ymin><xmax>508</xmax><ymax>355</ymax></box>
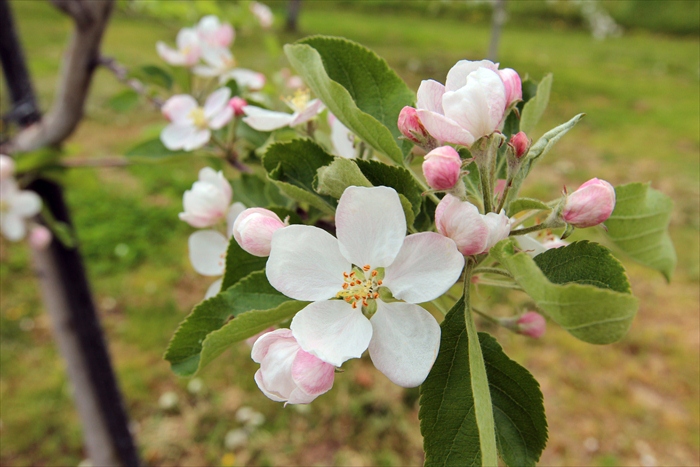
<box><xmin>286</xmin><ymin>0</ymin><xmax>302</xmax><ymax>33</ymax></box>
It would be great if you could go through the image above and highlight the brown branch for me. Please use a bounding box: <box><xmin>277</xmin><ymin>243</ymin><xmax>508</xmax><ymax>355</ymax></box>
<box><xmin>2</xmin><ymin>0</ymin><xmax>114</xmax><ymax>154</ymax></box>
<box><xmin>99</xmin><ymin>56</ymin><xmax>164</xmax><ymax>109</ymax></box>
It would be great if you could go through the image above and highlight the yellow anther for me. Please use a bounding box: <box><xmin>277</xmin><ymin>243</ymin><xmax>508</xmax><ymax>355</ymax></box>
<box><xmin>352</xmin><ymin>302</ymin><xmax>358</xmax><ymax>309</ymax></box>
<box><xmin>363</xmin><ymin>265</ymin><xmax>371</xmax><ymax>271</ymax></box>
<box><xmin>377</xmin><ymin>280</ymin><xmax>383</xmax><ymax>285</ymax></box>
<box><xmin>371</xmin><ymin>270</ymin><xmax>378</xmax><ymax>277</ymax></box>
<box><xmin>343</xmin><ymin>272</ymin><xmax>349</xmax><ymax>278</ymax></box>
<box><xmin>188</xmin><ymin>107</ymin><xmax>208</xmax><ymax>129</ymax></box>
<box><xmin>342</xmin><ymin>283</ymin><xmax>349</xmax><ymax>289</ymax></box>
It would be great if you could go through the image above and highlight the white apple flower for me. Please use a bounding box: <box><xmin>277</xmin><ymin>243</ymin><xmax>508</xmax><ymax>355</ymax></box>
<box><xmin>515</xmin><ymin>233</ymin><xmax>568</xmax><ymax>258</ymax></box>
<box><xmin>195</xmin><ymin>15</ymin><xmax>234</xmax><ymax>50</ymax></box>
<box><xmin>250</xmin><ymin>2</ymin><xmax>274</xmax><ymax>29</ymax></box>
<box><xmin>243</xmin><ymin>89</ymin><xmax>325</xmax><ymax>132</ymax></box>
<box><xmin>188</xmin><ymin>201</ymin><xmax>246</xmax><ymax>299</ymax></box>
<box><xmin>328</xmin><ymin>113</ymin><xmax>356</xmax><ymax>159</ymax></box>
<box><xmin>179</xmin><ymin>167</ymin><xmax>233</xmax><ymax>227</ymax></box>
<box><xmin>156</xmin><ymin>27</ymin><xmax>201</xmax><ymax>67</ymax></box>
<box><xmin>0</xmin><ymin>154</ymin><xmax>15</xmax><ymax>180</ymax></box>
<box><xmin>0</xmin><ymin>178</ymin><xmax>42</xmax><ymax>242</ymax></box>
<box><xmin>266</xmin><ymin>186</ymin><xmax>464</xmax><ymax>388</ymax></box>
<box><xmin>193</xmin><ymin>47</ymin><xmax>266</xmax><ymax>90</ymax></box>
<box><xmin>161</xmin><ymin>88</ymin><xmax>234</xmax><ymax>151</ymax></box>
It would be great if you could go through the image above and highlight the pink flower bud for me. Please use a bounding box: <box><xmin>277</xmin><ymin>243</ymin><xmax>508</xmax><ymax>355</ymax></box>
<box><xmin>228</xmin><ymin>97</ymin><xmax>248</xmax><ymax>116</ymax></box>
<box><xmin>422</xmin><ymin>146</ymin><xmax>462</xmax><ymax>191</ymax></box>
<box><xmin>232</xmin><ymin>208</ymin><xmax>286</xmax><ymax>257</ymax></box>
<box><xmin>28</xmin><ymin>224</ymin><xmax>52</xmax><ymax>249</ymax></box>
<box><xmin>498</xmin><ymin>68</ymin><xmax>522</xmax><ymax>107</ymax></box>
<box><xmin>516</xmin><ymin>312</ymin><xmax>546</xmax><ymax>339</ymax></box>
<box><xmin>398</xmin><ymin>106</ymin><xmax>434</xmax><ymax>147</ymax></box>
<box><xmin>562</xmin><ymin>178</ymin><xmax>616</xmax><ymax>228</ymax></box>
<box><xmin>0</xmin><ymin>154</ymin><xmax>15</xmax><ymax>181</ymax></box>
<box><xmin>251</xmin><ymin>329</ymin><xmax>335</xmax><ymax>405</ymax></box>
<box><xmin>509</xmin><ymin>131</ymin><xmax>529</xmax><ymax>159</ymax></box>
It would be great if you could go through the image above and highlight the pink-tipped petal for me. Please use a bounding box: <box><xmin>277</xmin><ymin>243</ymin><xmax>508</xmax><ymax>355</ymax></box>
<box><xmin>416</xmin><ymin>109</ymin><xmax>476</xmax><ymax>147</ymax></box>
<box><xmin>291</xmin><ymin>350</ymin><xmax>335</xmax><ymax>396</ymax></box>
<box><xmin>416</xmin><ymin>80</ymin><xmax>446</xmax><ymax>114</ymax></box>
<box><xmin>445</xmin><ymin>59</ymin><xmax>499</xmax><ymax>92</ymax></box>
<box><xmin>435</xmin><ymin>194</ymin><xmax>489</xmax><ymax>256</ymax></box>
<box><xmin>203</xmin><ymin>88</ymin><xmax>231</xmax><ymax>118</ymax></box>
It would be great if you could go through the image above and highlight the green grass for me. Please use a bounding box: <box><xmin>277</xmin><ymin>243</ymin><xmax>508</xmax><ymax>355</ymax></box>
<box><xmin>1</xmin><ymin>2</ymin><xmax>698</xmax><ymax>466</ymax></box>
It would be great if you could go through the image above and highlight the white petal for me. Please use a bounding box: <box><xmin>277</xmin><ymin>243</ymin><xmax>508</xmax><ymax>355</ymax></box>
<box><xmin>266</xmin><ymin>225</ymin><xmax>349</xmax><ymax>301</ymax></box>
<box><xmin>336</xmin><ymin>186</ymin><xmax>406</xmax><ymax>268</ymax></box>
<box><xmin>330</xmin><ymin>116</ymin><xmax>355</xmax><ymax>159</ymax></box>
<box><xmin>514</xmin><ymin>234</ymin><xmax>547</xmax><ymax>258</ymax></box>
<box><xmin>226</xmin><ymin>202</ymin><xmax>247</xmax><ymax>237</ymax></box>
<box><xmin>383</xmin><ymin>232</ymin><xmax>464</xmax><ymax>304</ymax></box>
<box><xmin>203</xmin><ymin>88</ymin><xmax>231</xmax><ymax>119</ymax></box>
<box><xmin>12</xmin><ymin>191</ymin><xmax>42</xmax><ymax>217</ymax></box>
<box><xmin>161</xmin><ymin>123</ymin><xmax>196</xmax><ymax>150</ymax></box>
<box><xmin>204</xmin><ymin>278</ymin><xmax>224</xmax><ymax>299</ymax></box>
<box><xmin>176</xmin><ymin>27</ymin><xmax>199</xmax><ymax>50</ymax></box>
<box><xmin>291</xmin><ymin>300</ymin><xmax>372</xmax><ymax>367</ymax></box>
<box><xmin>188</xmin><ymin>230</ymin><xmax>228</xmax><ymax>276</ymax></box>
<box><xmin>192</xmin><ymin>64</ymin><xmax>221</xmax><ymax>78</ymax></box>
<box><xmin>227</xmin><ymin>68</ymin><xmax>266</xmax><ymax>90</ymax></box>
<box><xmin>242</xmin><ymin>106</ymin><xmax>294</xmax><ymax>131</ymax></box>
<box><xmin>369</xmin><ymin>301</ymin><xmax>441</xmax><ymax>387</ymax></box>
<box><xmin>183</xmin><ymin>129</ymin><xmax>211</xmax><ymax>151</ymax></box>
<box><xmin>416</xmin><ymin>109</ymin><xmax>476</xmax><ymax>147</ymax></box>
<box><xmin>416</xmin><ymin>80</ymin><xmax>446</xmax><ymax>114</ymax></box>
<box><xmin>289</xmin><ymin>99</ymin><xmax>325</xmax><ymax>127</ymax></box>
<box><xmin>1</xmin><ymin>213</ymin><xmax>26</xmax><ymax>241</ymax></box>
<box><xmin>445</xmin><ymin>59</ymin><xmax>498</xmax><ymax>92</ymax></box>
<box><xmin>208</xmin><ymin>106</ymin><xmax>234</xmax><ymax>130</ymax></box>
<box><xmin>162</xmin><ymin>95</ymin><xmax>198</xmax><ymax>122</ymax></box>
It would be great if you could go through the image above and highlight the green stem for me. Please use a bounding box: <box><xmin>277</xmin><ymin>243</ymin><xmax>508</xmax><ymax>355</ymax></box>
<box><xmin>407</xmin><ymin>165</ymin><xmax>442</xmax><ymax>206</ymax></box>
<box><xmin>471</xmin><ymin>306</ymin><xmax>501</xmax><ymax>325</ymax></box>
<box><xmin>509</xmin><ymin>222</ymin><xmax>552</xmax><ymax>236</ymax></box>
<box><xmin>475</xmin><ymin>279</ymin><xmax>523</xmax><ymax>290</ymax></box>
<box><xmin>463</xmin><ymin>258</ymin><xmax>499</xmax><ymax>467</ymax></box>
<box><xmin>472</xmin><ymin>267</ymin><xmax>513</xmax><ymax>279</ymax></box>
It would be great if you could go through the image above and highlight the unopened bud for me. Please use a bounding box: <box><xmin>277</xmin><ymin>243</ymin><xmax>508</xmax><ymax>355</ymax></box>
<box><xmin>28</xmin><ymin>225</ymin><xmax>52</xmax><ymax>249</ymax></box>
<box><xmin>509</xmin><ymin>131</ymin><xmax>529</xmax><ymax>159</ymax></box>
<box><xmin>422</xmin><ymin>146</ymin><xmax>462</xmax><ymax>191</ymax></box>
<box><xmin>228</xmin><ymin>96</ymin><xmax>248</xmax><ymax>116</ymax></box>
<box><xmin>398</xmin><ymin>106</ymin><xmax>435</xmax><ymax>148</ymax></box>
<box><xmin>516</xmin><ymin>312</ymin><xmax>546</xmax><ymax>338</ymax></box>
<box><xmin>0</xmin><ymin>154</ymin><xmax>15</xmax><ymax>180</ymax></box>
<box><xmin>232</xmin><ymin>208</ymin><xmax>286</xmax><ymax>257</ymax></box>
<box><xmin>562</xmin><ymin>178</ymin><xmax>616</xmax><ymax>228</ymax></box>
<box><xmin>498</xmin><ymin>68</ymin><xmax>522</xmax><ymax>108</ymax></box>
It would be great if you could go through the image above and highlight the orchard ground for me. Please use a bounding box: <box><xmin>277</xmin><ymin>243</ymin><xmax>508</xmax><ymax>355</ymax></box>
<box><xmin>1</xmin><ymin>2</ymin><xmax>698</xmax><ymax>466</ymax></box>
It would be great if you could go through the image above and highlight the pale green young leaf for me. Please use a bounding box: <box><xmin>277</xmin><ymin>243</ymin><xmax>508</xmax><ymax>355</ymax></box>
<box><xmin>491</xmin><ymin>239</ymin><xmax>638</xmax><ymax>344</ymax></box>
<box><xmin>506</xmin><ymin>198</ymin><xmax>551</xmax><ymax>217</ymax></box>
<box><xmin>315</xmin><ymin>157</ymin><xmax>372</xmax><ymax>198</ymax></box>
<box><xmin>519</xmin><ymin>74</ymin><xmax>553</xmax><ymax>135</ymax></box>
<box><xmin>605</xmin><ymin>182</ymin><xmax>676</xmax><ymax>281</ymax></box>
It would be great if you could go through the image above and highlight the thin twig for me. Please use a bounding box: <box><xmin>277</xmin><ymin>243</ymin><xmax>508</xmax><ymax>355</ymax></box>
<box><xmin>98</xmin><ymin>56</ymin><xmax>163</xmax><ymax>109</ymax></box>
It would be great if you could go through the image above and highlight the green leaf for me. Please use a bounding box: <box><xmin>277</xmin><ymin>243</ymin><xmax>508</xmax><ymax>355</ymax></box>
<box><xmin>605</xmin><ymin>182</ymin><xmax>676</xmax><ymax>281</ymax></box>
<box><xmin>131</xmin><ymin>65</ymin><xmax>173</xmax><ymax>90</ymax></box>
<box><xmin>165</xmin><ymin>271</ymin><xmax>290</xmax><ymax>376</ymax></box>
<box><xmin>534</xmin><ymin>241</ymin><xmax>631</xmax><ymax>294</ymax></box>
<box><xmin>492</xmin><ymin>239</ymin><xmax>638</xmax><ymax>344</ymax></box>
<box><xmin>506</xmin><ymin>198</ymin><xmax>551</xmax><ymax>217</ymax></box>
<box><xmin>198</xmin><ymin>300</ymin><xmax>308</xmax><ymax>375</ymax></box>
<box><xmin>420</xmin><ymin>298</ymin><xmax>547</xmax><ymax>467</ymax></box>
<box><xmin>221</xmin><ymin>237</ymin><xmax>268</xmax><ymax>290</ymax></box>
<box><xmin>482</xmin><ymin>333</ymin><xmax>548</xmax><ymax>467</ymax></box>
<box><xmin>315</xmin><ymin>157</ymin><xmax>372</xmax><ymax>198</ymax></box>
<box><xmin>262</xmin><ymin>139</ymin><xmax>336</xmax><ymax>214</ymax></box>
<box><xmin>519</xmin><ymin>74</ymin><xmax>552</xmax><ymax>135</ymax></box>
<box><xmin>108</xmin><ymin>89</ymin><xmax>139</xmax><ymax>112</ymax></box>
<box><xmin>124</xmin><ymin>138</ymin><xmax>188</xmax><ymax>158</ymax></box>
<box><xmin>354</xmin><ymin>159</ymin><xmax>423</xmax><ymax>222</ymax></box>
<box><xmin>285</xmin><ymin>36</ymin><xmax>415</xmax><ymax>164</ymax></box>
<box><xmin>231</xmin><ymin>173</ymin><xmax>289</xmax><ymax>209</ymax></box>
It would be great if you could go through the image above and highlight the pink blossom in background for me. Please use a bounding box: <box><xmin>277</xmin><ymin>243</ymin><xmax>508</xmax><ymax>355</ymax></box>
<box><xmin>250</xmin><ymin>2</ymin><xmax>274</xmax><ymax>29</ymax></box>
<box><xmin>28</xmin><ymin>224</ymin><xmax>52</xmax><ymax>249</ymax></box>
<box><xmin>196</xmin><ymin>15</ymin><xmax>234</xmax><ymax>50</ymax></box>
<box><xmin>243</xmin><ymin>90</ymin><xmax>324</xmax><ymax>131</ymax></box>
<box><xmin>156</xmin><ymin>28</ymin><xmax>201</xmax><ymax>67</ymax></box>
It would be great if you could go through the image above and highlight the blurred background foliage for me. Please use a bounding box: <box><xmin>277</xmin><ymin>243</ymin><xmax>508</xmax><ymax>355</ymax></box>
<box><xmin>1</xmin><ymin>0</ymin><xmax>698</xmax><ymax>466</ymax></box>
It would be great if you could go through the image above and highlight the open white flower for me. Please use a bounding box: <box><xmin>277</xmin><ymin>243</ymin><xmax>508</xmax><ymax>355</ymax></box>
<box><xmin>188</xmin><ymin>202</ymin><xmax>246</xmax><ymax>299</ymax></box>
<box><xmin>196</xmin><ymin>15</ymin><xmax>234</xmax><ymax>51</ymax></box>
<box><xmin>266</xmin><ymin>186</ymin><xmax>464</xmax><ymax>387</ymax></box>
<box><xmin>250</xmin><ymin>2</ymin><xmax>273</xmax><ymax>29</ymax></box>
<box><xmin>0</xmin><ymin>179</ymin><xmax>42</xmax><ymax>242</ymax></box>
<box><xmin>243</xmin><ymin>89</ymin><xmax>324</xmax><ymax>132</ymax></box>
<box><xmin>156</xmin><ymin>28</ymin><xmax>201</xmax><ymax>67</ymax></box>
<box><xmin>161</xmin><ymin>88</ymin><xmax>234</xmax><ymax>151</ymax></box>
<box><xmin>328</xmin><ymin>113</ymin><xmax>355</xmax><ymax>158</ymax></box>
<box><xmin>193</xmin><ymin>47</ymin><xmax>266</xmax><ymax>90</ymax></box>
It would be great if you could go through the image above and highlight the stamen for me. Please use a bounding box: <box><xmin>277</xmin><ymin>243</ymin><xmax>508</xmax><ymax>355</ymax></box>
<box><xmin>371</xmin><ymin>270</ymin><xmax>378</xmax><ymax>277</ymax></box>
<box><xmin>342</xmin><ymin>283</ymin><xmax>349</xmax><ymax>289</ymax></box>
<box><xmin>377</xmin><ymin>280</ymin><xmax>383</xmax><ymax>285</ymax></box>
<box><xmin>363</xmin><ymin>265</ymin><xmax>371</xmax><ymax>271</ymax></box>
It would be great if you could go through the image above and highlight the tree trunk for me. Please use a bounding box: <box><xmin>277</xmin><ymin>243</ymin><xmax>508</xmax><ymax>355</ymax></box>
<box><xmin>488</xmin><ymin>0</ymin><xmax>507</xmax><ymax>62</ymax></box>
<box><xmin>286</xmin><ymin>0</ymin><xmax>302</xmax><ymax>33</ymax></box>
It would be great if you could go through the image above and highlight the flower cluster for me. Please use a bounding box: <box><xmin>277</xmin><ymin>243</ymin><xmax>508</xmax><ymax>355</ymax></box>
<box><xmin>0</xmin><ymin>154</ymin><xmax>44</xmax><ymax>244</ymax></box>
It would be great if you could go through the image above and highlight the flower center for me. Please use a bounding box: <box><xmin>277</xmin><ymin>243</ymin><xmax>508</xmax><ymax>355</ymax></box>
<box><xmin>335</xmin><ymin>265</ymin><xmax>383</xmax><ymax>309</ymax></box>
<box><xmin>283</xmin><ymin>89</ymin><xmax>310</xmax><ymax>113</ymax></box>
<box><xmin>188</xmin><ymin>107</ymin><xmax>208</xmax><ymax>129</ymax></box>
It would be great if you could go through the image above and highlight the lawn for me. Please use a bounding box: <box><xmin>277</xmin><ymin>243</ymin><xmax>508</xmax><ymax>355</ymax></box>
<box><xmin>1</xmin><ymin>1</ymin><xmax>698</xmax><ymax>466</ymax></box>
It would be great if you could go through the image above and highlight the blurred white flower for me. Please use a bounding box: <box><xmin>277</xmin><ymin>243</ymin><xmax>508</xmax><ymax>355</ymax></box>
<box><xmin>156</xmin><ymin>28</ymin><xmax>201</xmax><ymax>67</ymax></box>
<box><xmin>243</xmin><ymin>89</ymin><xmax>324</xmax><ymax>131</ymax></box>
<box><xmin>250</xmin><ymin>2</ymin><xmax>274</xmax><ymax>29</ymax></box>
<box><xmin>0</xmin><ymin>178</ymin><xmax>42</xmax><ymax>242</ymax></box>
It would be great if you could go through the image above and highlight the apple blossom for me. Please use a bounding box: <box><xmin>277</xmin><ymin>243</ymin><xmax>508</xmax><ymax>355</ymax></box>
<box><xmin>509</xmin><ymin>131</ymin><xmax>530</xmax><ymax>159</ymax></box>
<box><xmin>562</xmin><ymin>178</ymin><xmax>616</xmax><ymax>228</ymax></box>
<box><xmin>435</xmin><ymin>194</ymin><xmax>511</xmax><ymax>256</ymax></box>
<box><xmin>232</xmin><ymin>208</ymin><xmax>286</xmax><ymax>257</ymax></box>
<box><xmin>0</xmin><ymin>178</ymin><xmax>42</xmax><ymax>242</ymax></box>
<box><xmin>243</xmin><ymin>89</ymin><xmax>324</xmax><ymax>132</ymax></box>
<box><xmin>515</xmin><ymin>233</ymin><xmax>568</xmax><ymax>258</ymax></box>
<box><xmin>28</xmin><ymin>224</ymin><xmax>52</xmax><ymax>249</ymax></box>
<box><xmin>250</xmin><ymin>2</ymin><xmax>274</xmax><ymax>29</ymax></box>
<box><xmin>415</xmin><ymin>60</ymin><xmax>522</xmax><ymax>147</ymax></box>
<box><xmin>193</xmin><ymin>47</ymin><xmax>266</xmax><ymax>89</ymax></box>
<box><xmin>161</xmin><ymin>88</ymin><xmax>233</xmax><ymax>151</ymax></box>
<box><xmin>156</xmin><ymin>28</ymin><xmax>201</xmax><ymax>67</ymax></box>
<box><xmin>328</xmin><ymin>113</ymin><xmax>355</xmax><ymax>159</ymax></box>
<box><xmin>514</xmin><ymin>312</ymin><xmax>547</xmax><ymax>338</ymax></box>
<box><xmin>179</xmin><ymin>167</ymin><xmax>233</xmax><ymax>228</ymax></box>
<box><xmin>266</xmin><ymin>186</ymin><xmax>464</xmax><ymax>388</ymax></box>
<box><xmin>252</xmin><ymin>329</ymin><xmax>335</xmax><ymax>405</ymax></box>
<box><xmin>195</xmin><ymin>15</ymin><xmax>234</xmax><ymax>50</ymax></box>
<box><xmin>0</xmin><ymin>154</ymin><xmax>14</xmax><ymax>180</ymax></box>
<box><xmin>228</xmin><ymin>97</ymin><xmax>247</xmax><ymax>117</ymax></box>
<box><xmin>422</xmin><ymin>146</ymin><xmax>462</xmax><ymax>191</ymax></box>
<box><xmin>398</xmin><ymin>106</ymin><xmax>435</xmax><ymax>149</ymax></box>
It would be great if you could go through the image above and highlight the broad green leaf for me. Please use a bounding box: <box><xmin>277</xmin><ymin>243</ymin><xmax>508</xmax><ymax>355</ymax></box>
<box><xmin>165</xmin><ymin>271</ymin><xmax>289</xmax><ymax>376</ymax></box>
<box><xmin>482</xmin><ymin>333</ymin><xmax>548</xmax><ymax>467</ymax></box>
<box><xmin>262</xmin><ymin>139</ymin><xmax>336</xmax><ymax>214</ymax></box>
<box><xmin>131</xmin><ymin>65</ymin><xmax>173</xmax><ymax>90</ymax></box>
<box><xmin>534</xmin><ymin>241</ymin><xmax>631</xmax><ymax>293</ymax></box>
<box><xmin>506</xmin><ymin>198</ymin><xmax>551</xmax><ymax>217</ymax></box>
<box><xmin>605</xmin><ymin>182</ymin><xmax>676</xmax><ymax>281</ymax></box>
<box><xmin>108</xmin><ymin>89</ymin><xmax>139</xmax><ymax>112</ymax></box>
<box><xmin>221</xmin><ymin>237</ymin><xmax>268</xmax><ymax>290</ymax></box>
<box><xmin>285</xmin><ymin>36</ymin><xmax>415</xmax><ymax>164</ymax></box>
<box><xmin>231</xmin><ymin>173</ymin><xmax>289</xmax><ymax>209</ymax></box>
<box><xmin>506</xmin><ymin>114</ymin><xmax>584</xmax><ymax>206</ymax></box>
<box><xmin>198</xmin><ymin>300</ymin><xmax>308</xmax><ymax>374</ymax></box>
<box><xmin>519</xmin><ymin>74</ymin><xmax>553</xmax><ymax>135</ymax></box>
<box><xmin>354</xmin><ymin>159</ymin><xmax>423</xmax><ymax>221</ymax></box>
<box><xmin>124</xmin><ymin>138</ymin><xmax>188</xmax><ymax>158</ymax></box>
<box><xmin>315</xmin><ymin>157</ymin><xmax>372</xmax><ymax>198</ymax></box>
<box><xmin>420</xmin><ymin>299</ymin><xmax>547</xmax><ymax>467</ymax></box>
<box><xmin>492</xmin><ymin>239</ymin><xmax>638</xmax><ymax>344</ymax></box>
